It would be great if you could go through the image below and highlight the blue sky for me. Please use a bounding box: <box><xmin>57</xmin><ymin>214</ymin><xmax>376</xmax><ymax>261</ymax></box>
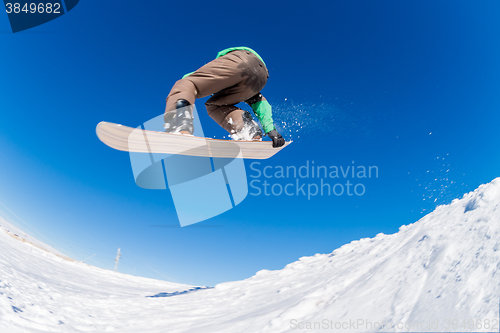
<box><xmin>1</xmin><ymin>0</ymin><xmax>499</xmax><ymax>286</ymax></box>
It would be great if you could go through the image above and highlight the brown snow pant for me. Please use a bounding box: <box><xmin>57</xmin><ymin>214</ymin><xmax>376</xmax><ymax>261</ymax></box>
<box><xmin>165</xmin><ymin>50</ymin><xmax>269</xmax><ymax>134</ymax></box>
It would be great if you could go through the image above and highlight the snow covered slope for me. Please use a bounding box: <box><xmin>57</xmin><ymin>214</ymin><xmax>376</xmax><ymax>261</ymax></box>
<box><xmin>1</xmin><ymin>179</ymin><xmax>499</xmax><ymax>332</ymax></box>
<box><xmin>0</xmin><ymin>219</ymin><xmax>195</xmax><ymax>333</ymax></box>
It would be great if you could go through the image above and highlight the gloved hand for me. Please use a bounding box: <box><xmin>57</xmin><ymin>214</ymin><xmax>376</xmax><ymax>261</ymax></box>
<box><xmin>266</xmin><ymin>129</ymin><xmax>285</xmax><ymax>148</ymax></box>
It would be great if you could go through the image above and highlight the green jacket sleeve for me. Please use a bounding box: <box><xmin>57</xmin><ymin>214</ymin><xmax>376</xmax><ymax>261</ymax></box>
<box><xmin>249</xmin><ymin>99</ymin><xmax>275</xmax><ymax>134</ymax></box>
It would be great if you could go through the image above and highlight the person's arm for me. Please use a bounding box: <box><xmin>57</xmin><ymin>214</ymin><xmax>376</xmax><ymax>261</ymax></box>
<box><xmin>245</xmin><ymin>93</ymin><xmax>274</xmax><ymax>133</ymax></box>
<box><xmin>245</xmin><ymin>93</ymin><xmax>285</xmax><ymax>147</ymax></box>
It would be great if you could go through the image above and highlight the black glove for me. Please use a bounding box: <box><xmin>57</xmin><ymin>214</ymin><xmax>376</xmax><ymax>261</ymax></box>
<box><xmin>266</xmin><ymin>129</ymin><xmax>285</xmax><ymax>148</ymax></box>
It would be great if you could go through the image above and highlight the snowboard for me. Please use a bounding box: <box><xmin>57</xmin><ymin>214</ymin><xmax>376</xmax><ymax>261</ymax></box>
<box><xmin>96</xmin><ymin>122</ymin><xmax>291</xmax><ymax>160</ymax></box>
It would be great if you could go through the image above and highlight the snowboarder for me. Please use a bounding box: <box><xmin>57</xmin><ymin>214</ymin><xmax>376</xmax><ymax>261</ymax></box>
<box><xmin>164</xmin><ymin>47</ymin><xmax>286</xmax><ymax>148</ymax></box>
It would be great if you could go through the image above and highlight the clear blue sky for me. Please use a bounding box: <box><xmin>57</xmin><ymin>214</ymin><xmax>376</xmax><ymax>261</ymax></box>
<box><xmin>1</xmin><ymin>0</ymin><xmax>499</xmax><ymax>286</ymax></box>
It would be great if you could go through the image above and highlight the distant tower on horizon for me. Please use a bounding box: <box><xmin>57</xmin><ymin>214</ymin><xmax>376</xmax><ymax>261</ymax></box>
<box><xmin>114</xmin><ymin>248</ymin><xmax>121</xmax><ymax>272</ymax></box>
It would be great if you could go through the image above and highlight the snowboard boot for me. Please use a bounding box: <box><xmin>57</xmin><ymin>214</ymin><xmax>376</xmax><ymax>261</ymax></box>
<box><xmin>242</xmin><ymin>111</ymin><xmax>263</xmax><ymax>140</ymax></box>
<box><xmin>167</xmin><ymin>99</ymin><xmax>194</xmax><ymax>135</ymax></box>
<box><xmin>163</xmin><ymin>110</ymin><xmax>176</xmax><ymax>133</ymax></box>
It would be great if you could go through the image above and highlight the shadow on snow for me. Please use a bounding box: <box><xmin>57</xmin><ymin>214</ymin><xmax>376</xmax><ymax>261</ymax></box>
<box><xmin>146</xmin><ymin>286</ymin><xmax>213</xmax><ymax>298</ymax></box>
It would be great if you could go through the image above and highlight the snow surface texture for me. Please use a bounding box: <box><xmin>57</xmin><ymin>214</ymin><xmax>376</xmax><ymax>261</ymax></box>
<box><xmin>1</xmin><ymin>179</ymin><xmax>499</xmax><ymax>332</ymax></box>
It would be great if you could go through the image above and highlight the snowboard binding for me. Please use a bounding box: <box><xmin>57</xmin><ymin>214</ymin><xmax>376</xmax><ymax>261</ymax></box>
<box><xmin>164</xmin><ymin>99</ymin><xmax>194</xmax><ymax>135</ymax></box>
<box><xmin>230</xmin><ymin>111</ymin><xmax>263</xmax><ymax>141</ymax></box>
<box><xmin>242</xmin><ymin>110</ymin><xmax>263</xmax><ymax>140</ymax></box>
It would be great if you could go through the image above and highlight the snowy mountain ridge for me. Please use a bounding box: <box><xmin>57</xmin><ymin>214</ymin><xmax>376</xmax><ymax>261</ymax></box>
<box><xmin>0</xmin><ymin>178</ymin><xmax>499</xmax><ymax>332</ymax></box>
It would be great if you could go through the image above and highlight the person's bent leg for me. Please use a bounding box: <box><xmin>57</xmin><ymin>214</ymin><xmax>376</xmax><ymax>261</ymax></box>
<box><xmin>164</xmin><ymin>50</ymin><xmax>267</xmax><ymax>135</ymax></box>
<box><xmin>164</xmin><ymin>53</ymin><xmax>244</xmax><ymax>133</ymax></box>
